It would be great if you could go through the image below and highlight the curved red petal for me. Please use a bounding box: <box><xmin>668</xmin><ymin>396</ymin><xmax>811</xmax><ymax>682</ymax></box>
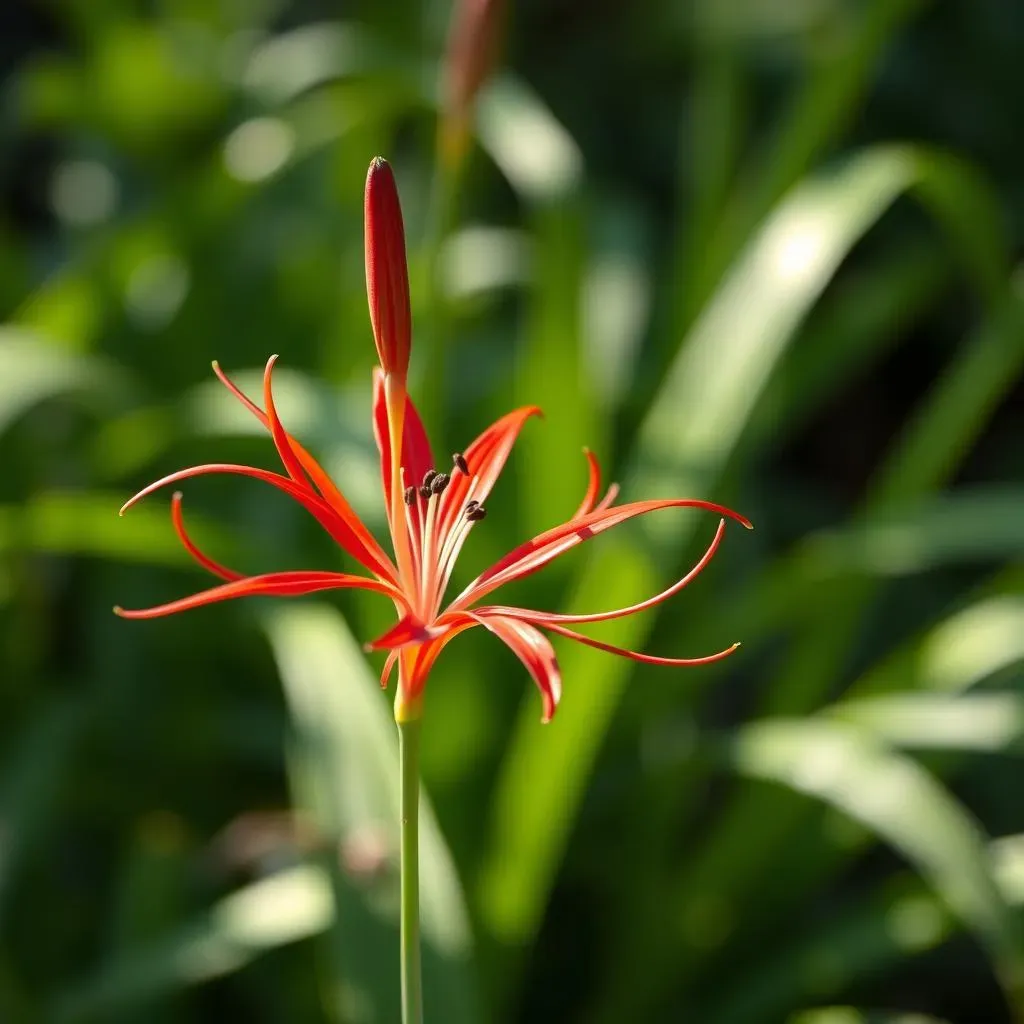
<box><xmin>572</xmin><ymin>448</ymin><xmax>602</xmax><ymax>519</ymax></box>
<box><xmin>453</xmin><ymin>498</ymin><xmax>751</xmax><ymax>610</ymax></box>
<box><xmin>476</xmin><ymin>518</ymin><xmax>726</xmax><ymax>625</ymax></box>
<box><xmin>213</xmin><ymin>361</ymin><xmax>398</xmax><ymax>582</ymax></box>
<box><xmin>122</xmin><ymin>463</ymin><xmax>398</xmax><ymax>584</ymax></box>
<box><xmin>115</xmin><ymin>570</ymin><xmax>402</xmax><ymax>620</ymax></box>
<box><xmin>263</xmin><ymin>355</ymin><xmax>312</xmax><ymax>485</ymax></box>
<box><xmin>435</xmin><ymin>404</ymin><xmax>542</xmax><ymax>543</ymax></box>
<box><xmin>468</xmin><ymin>612</ymin><xmax>561</xmax><ymax>723</ymax></box>
<box><xmin>540</xmin><ymin>620</ymin><xmax>741</xmax><ymax>668</ymax></box>
<box><xmin>372</xmin><ymin>368</ymin><xmax>434</xmax><ymax>522</ymax></box>
<box><xmin>170</xmin><ymin>492</ymin><xmax>243</xmax><ymax>582</ymax></box>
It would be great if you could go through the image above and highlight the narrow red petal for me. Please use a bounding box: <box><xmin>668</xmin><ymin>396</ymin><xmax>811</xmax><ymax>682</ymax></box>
<box><xmin>540</xmin><ymin>620</ymin><xmax>741</xmax><ymax>668</ymax></box>
<box><xmin>436</xmin><ymin>405</ymin><xmax>542</xmax><ymax>543</ymax></box>
<box><xmin>468</xmin><ymin>613</ymin><xmax>561</xmax><ymax>722</ymax></box>
<box><xmin>476</xmin><ymin>518</ymin><xmax>727</xmax><ymax>625</ymax></box>
<box><xmin>263</xmin><ymin>355</ymin><xmax>312</xmax><ymax>485</ymax></box>
<box><xmin>453</xmin><ymin>498</ymin><xmax>751</xmax><ymax>610</ymax></box>
<box><xmin>170</xmin><ymin>492</ymin><xmax>243</xmax><ymax>582</ymax></box>
<box><xmin>572</xmin><ymin>448</ymin><xmax>602</xmax><ymax>519</ymax></box>
<box><xmin>213</xmin><ymin>361</ymin><xmax>399</xmax><ymax>582</ymax></box>
<box><xmin>115</xmin><ymin>570</ymin><xmax>402</xmax><ymax>620</ymax></box>
<box><xmin>122</xmin><ymin>462</ymin><xmax>398</xmax><ymax>584</ymax></box>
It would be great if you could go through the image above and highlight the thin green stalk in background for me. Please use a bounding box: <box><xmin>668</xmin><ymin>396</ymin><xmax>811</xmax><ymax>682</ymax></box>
<box><xmin>399</xmin><ymin>716</ymin><xmax>424</xmax><ymax>1024</ymax></box>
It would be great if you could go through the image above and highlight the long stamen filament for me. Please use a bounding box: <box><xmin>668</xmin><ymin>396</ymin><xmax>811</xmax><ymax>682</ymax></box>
<box><xmin>419</xmin><ymin>490</ymin><xmax>442</xmax><ymax>616</ymax></box>
<box><xmin>431</xmin><ymin>478</ymin><xmax>484</xmax><ymax>614</ymax></box>
<box><xmin>401</xmin><ymin>472</ymin><xmax>422</xmax><ymax>585</ymax></box>
<box><xmin>433</xmin><ymin>477</ymin><xmax>480</xmax><ymax>587</ymax></box>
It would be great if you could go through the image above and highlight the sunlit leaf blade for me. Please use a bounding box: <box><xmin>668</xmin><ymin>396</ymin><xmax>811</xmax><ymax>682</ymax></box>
<box><xmin>0</xmin><ymin>492</ymin><xmax>236</xmax><ymax>568</ymax></box>
<box><xmin>707</xmin><ymin>833</ymin><xmax>1024</xmax><ymax>1024</ymax></box>
<box><xmin>797</xmin><ymin>487</ymin><xmax>1024</xmax><ymax>576</ymax></box>
<box><xmin>731</xmin><ymin>719</ymin><xmax>1024</xmax><ymax>1006</ymax></box>
<box><xmin>828</xmin><ymin>693</ymin><xmax>1024</xmax><ymax>752</ymax></box>
<box><xmin>475</xmin><ymin>75</ymin><xmax>583</xmax><ymax>204</ymax></box>
<box><xmin>0</xmin><ymin>329</ymin><xmax>121</xmax><ymax>434</ymax></box>
<box><xmin>681</xmin><ymin>0</ymin><xmax>927</xmax><ymax>329</ymax></box>
<box><xmin>52</xmin><ymin>865</ymin><xmax>334</xmax><ymax>1022</ymax></box>
<box><xmin>262</xmin><ymin>603</ymin><xmax>478</xmax><ymax>1024</ymax></box>
<box><xmin>241</xmin><ymin>22</ymin><xmax>380</xmax><ymax>106</ymax></box>
<box><xmin>661</xmin><ymin>582</ymin><xmax>1024</xmax><ymax>1005</ymax></box>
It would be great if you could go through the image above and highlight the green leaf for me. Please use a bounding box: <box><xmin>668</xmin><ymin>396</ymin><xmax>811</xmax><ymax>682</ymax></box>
<box><xmin>731</xmin><ymin>718</ymin><xmax>1024</xmax><ymax>1005</ymax></box>
<box><xmin>475</xmin><ymin>75</ymin><xmax>584</xmax><ymax>204</ymax></box>
<box><xmin>0</xmin><ymin>699</ymin><xmax>85</xmax><ymax>929</ymax></box>
<box><xmin>828</xmin><ymin>693</ymin><xmax>1024</xmax><ymax>752</ymax></box>
<box><xmin>797</xmin><ymin>487</ymin><xmax>1024</xmax><ymax>576</ymax></box>
<box><xmin>0</xmin><ymin>329</ymin><xmax>122</xmax><ymax>435</ymax></box>
<box><xmin>707</xmin><ymin>832</ymin><xmax>1024</xmax><ymax>1024</ymax></box>
<box><xmin>0</xmin><ymin>491</ymin><xmax>237</xmax><ymax>569</ymax></box>
<box><xmin>51</xmin><ymin>864</ymin><xmax>335</xmax><ymax>1023</ymax></box>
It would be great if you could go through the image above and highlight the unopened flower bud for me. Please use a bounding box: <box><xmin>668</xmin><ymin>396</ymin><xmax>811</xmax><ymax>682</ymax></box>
<box><xmin>364</xmin><ymin>157</ymin><xmax>411</xmax><ymax>380</ymax></box>
<box><xmin>440</xmin><ymin>0</ymin><xmax>506</xmax><ymax>168</ymax></box>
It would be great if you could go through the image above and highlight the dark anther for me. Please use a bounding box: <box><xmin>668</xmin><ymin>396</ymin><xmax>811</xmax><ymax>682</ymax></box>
<box><xmin>422</xmin><ymin>469</ymin><xmax>438</xmax><ymax>489</ymax></box>
<box><xmin>453</xmin><ymin>452</ymin><xmax>469</xmax><ymax>474</ymax></box>
<box><xmin>465</xmin><ymin>499</ymin><xmax>479</xmax><ymax>511</ymax></box>
<box><xmin>403</xmin><ymin>486</ymin><xmax>416</xmax><ymax>506</ymax></box>
<box><xmin>430</xmin><ymin>472</ymin><xmax>450</xmax><ymax>495</ymax></box>
<box><xmin>418</xmin><ymin>485</ymin><xmax>432</xmax><ymax>499</ymax></box>
<box><xmin>466</xmin><ymin>505</ymin><xmax>487</xmax><ymax>522</ymax></box>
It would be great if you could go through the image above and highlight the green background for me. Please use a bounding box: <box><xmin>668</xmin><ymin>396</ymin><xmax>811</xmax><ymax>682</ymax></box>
<box><xmin>1</xmin><ymin>1</ymin><xmax>1022</xmax><ymax>1022</ymax></box>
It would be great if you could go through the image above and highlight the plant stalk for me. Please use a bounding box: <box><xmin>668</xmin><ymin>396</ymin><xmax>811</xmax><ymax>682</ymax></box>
<box><xmin>398</xmin><ymin>716</ymin><xmax>423</xmax><ymax>1024</ymax></box>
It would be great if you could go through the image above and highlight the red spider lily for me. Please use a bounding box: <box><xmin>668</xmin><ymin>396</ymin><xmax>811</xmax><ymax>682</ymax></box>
<box><xmin>116</xmin><ymin>158</ymin><xmax>751</xmax><ymax>722</ymax></box>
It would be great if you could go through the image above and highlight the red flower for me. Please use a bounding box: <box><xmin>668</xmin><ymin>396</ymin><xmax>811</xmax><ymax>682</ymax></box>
<box><xmin>117</xmin><ymin>159</ymin><xmax>751</xmax><ymax>722</ymax></box>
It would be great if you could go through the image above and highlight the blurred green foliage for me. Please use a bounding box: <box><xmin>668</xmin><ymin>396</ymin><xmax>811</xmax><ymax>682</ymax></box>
<box><xmin>1</xmin><ymin>1</ymin><xmax>1023</xmax><ymax>1022</ymax></box>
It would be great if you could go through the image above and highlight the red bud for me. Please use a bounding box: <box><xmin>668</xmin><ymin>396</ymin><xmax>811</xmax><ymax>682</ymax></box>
<box><xmin>364</xmin><ymin>157</ymin><xmax>411</xmax><ymax>380</ymax></box>
<box><xmin>441</xmin><ymin>0</ymin><xmax>506</xmax><ymax>166</ymax></box>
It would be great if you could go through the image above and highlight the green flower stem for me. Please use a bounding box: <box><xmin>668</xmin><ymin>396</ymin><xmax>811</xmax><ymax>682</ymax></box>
<box><xmin>398</xmin><ymin>716</ymin><xmax>423</xmax><ymax>1024</ymax></box>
